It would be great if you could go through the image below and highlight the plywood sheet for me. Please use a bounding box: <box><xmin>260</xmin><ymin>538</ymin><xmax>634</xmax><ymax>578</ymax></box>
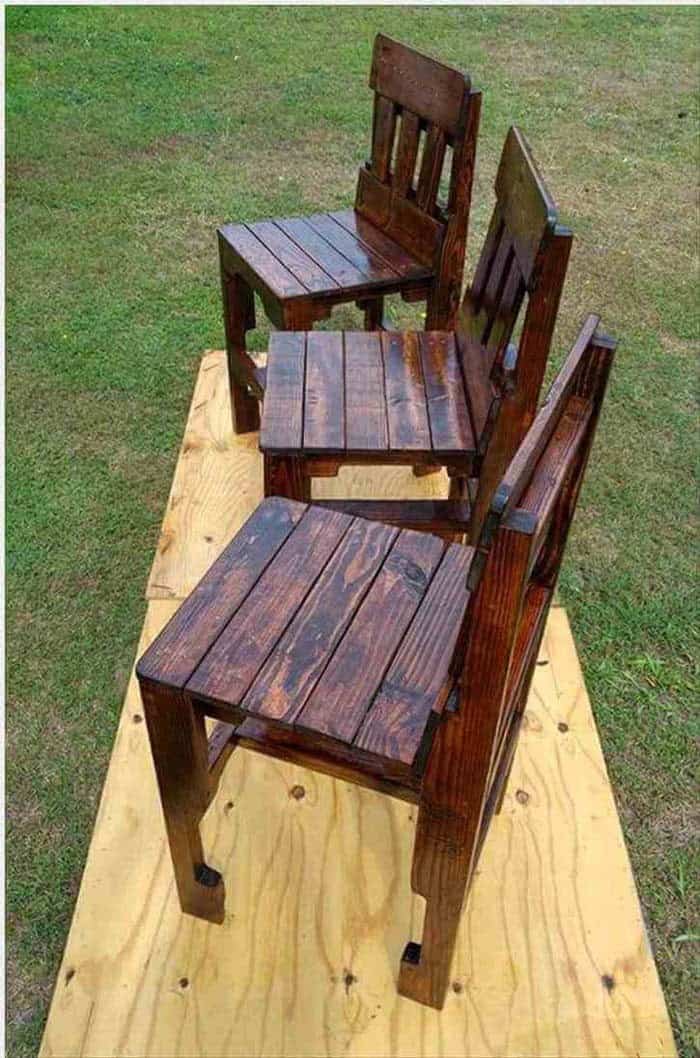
<box><xmin>40</xmin><ymin>603</ymin><xmax>675</xmax><ymax>1058</ymax></box>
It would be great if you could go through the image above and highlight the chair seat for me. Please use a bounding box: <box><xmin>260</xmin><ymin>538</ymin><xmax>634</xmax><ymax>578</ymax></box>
<box><xmin>260</xmin><ymin>329</ymin><xmax>495</xmax><ymax>465</ymax></box>
<box><xmin>219</xmin><ymin>208</ymin><xmax>433</xmax><ymax>306</ymax></box>
<box><xmin>137</xmin><ymin>498</ymin><xmax>474</xmax><ymax>793</ymax></box>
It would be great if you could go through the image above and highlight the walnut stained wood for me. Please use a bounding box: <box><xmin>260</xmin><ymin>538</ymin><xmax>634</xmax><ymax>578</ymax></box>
<box><xmin>260</xmin><ymin>126</ymin><xmax>572</xmax><ymax>542</ymax></box>
<box><xmin>219</xmin><ymin>34</ymin><xmax>481</xmax><ymax>433</ymax></box>
<box><xmin>138</xmin><ymin>320</ymin><xmax>625</xmax><ymax>1009</ymax></box>
<box><xmin>39</xmin><ymin>357</ymin><xmax>675</xmax><ymax>1052</ymax></box>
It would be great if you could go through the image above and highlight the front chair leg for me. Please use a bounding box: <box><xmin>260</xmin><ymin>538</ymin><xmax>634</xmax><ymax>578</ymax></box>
<box><xmin>264</xmin><ymin>454</ymin><xmax>311</xmax><ymax>502</ymax></box>
<box><xmin>398</xmin><ymin>800</ymin><xmax>472</xmax><ymax>1009</ymax></box>
<box><xmin>139</xmin><ymin>679</ymin><xmax>225</xmax><ymax>924</ymax></box>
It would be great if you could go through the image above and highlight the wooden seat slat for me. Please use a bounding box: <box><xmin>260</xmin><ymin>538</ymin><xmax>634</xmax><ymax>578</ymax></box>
<box><xmin>295</xmin><ymin>529</ymin><xmax>445</xmax><ymax>745</ymax></box>
<box><xmin>329</xmin><ymin>209</ymin><xmax>429</xmax><ymax>279</ymax></box>
<box><xmin>136</xmin><ymin>498</ymin><xmax>306</xmax><ymax>689</ymax></box>
<box><xmin>305</xmin><ymin>212</ymin><xmax>401</xmax><ymax>283</ymax></box>
<box><xmin>247</xmin><ymin>220</ymin><xmax>340</xmax><ymax>294</ymax></box>
<box><xmin>185</xmin><ymin>506</ymin><xmax>352</xmax><ymax>705</ymax></box>
<box><xmin>343</xmin><ymin>331</ymin><xmax>388</xmax><ymax>451</ymax></box>
<box><xmin>259</xmin><ymin>332</ymin><xmax>306</xmax><ymax>451</ymax></box>
<box><xmin>382</xmin><ymin>331</ymin><xmax>432</xmax><ymax>451</ymax></box>
<box><xmin>243</xmin><ymin>518</ymin><xmax>398</xmax><ymax>723</ymax></box>
<box><xmin>419</xmin><ymin>331</ymin><xmax>474</xmax><ymax>455</ymax></box>
<box><xmin>219</xmin><ymin>223</ymin><xmax>308</xmax><ymax>299</ymax></box>
<box><xmin>275</xmin><ymin>216</ymin><xmax>370</xmax><ymax>289</ymax></box>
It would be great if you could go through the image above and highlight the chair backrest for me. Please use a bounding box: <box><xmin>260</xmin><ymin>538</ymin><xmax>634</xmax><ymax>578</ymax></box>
<box><xmin>355</xmin><ymin>34</ymin><xmax>481</xmax><ymax>326</ymax></box>
<box><xmin>459</xmin><ymin>126</ymin><xmax>574</xmax><ymax>541</ymax></box>
<box><xmin>423</xmin><ymin>315</ymin><xmax>616</xmax><ymax>876</ymax></box>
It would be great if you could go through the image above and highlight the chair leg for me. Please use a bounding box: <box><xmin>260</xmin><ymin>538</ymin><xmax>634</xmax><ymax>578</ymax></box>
<box><xmin>220</xmin><ymin>267</ymin><xmax>261</xmax><ymax>435</ymax></box>
<box><xmin>424</xmin><ymin>283</ymin><xmax>451</xmax><ymax>331</ymax></box>
<box><xmin>361</xmin><ymin>296</ymin><xmax>385</xmax><ymax>331</ymax></box>
<box><xmin>398</xmin><ymin>800</ymin><xmax>472</xmax><ymax>1009</ymax></box>
<box><xmin>264</xmin><ymin>454</ymin><xmax>311</xmax><ymax>502</ymax></box>
<box><xmin>140</xmin><ymin>679</ymin><xmax>225</xmax><ymax>924</ymax></box>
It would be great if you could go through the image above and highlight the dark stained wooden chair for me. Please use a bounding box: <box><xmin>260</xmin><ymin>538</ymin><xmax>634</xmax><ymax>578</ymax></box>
<box><xmin>137</xmin><ymin>315</ymin><xmax>616</xmax><ymax>1010</ymax></box>
<box><xmin>219</xmin><ymin>34</ymin><xmax>481</xmax><ymax>433</ymax></box>
<box><xmin>259</xmin><ymin>126</ymin><xmax>573</xmax><ymax>544</ymax></box>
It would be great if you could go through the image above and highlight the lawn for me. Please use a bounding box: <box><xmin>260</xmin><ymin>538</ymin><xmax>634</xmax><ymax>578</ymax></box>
<box><xmin>5</xmin><ymin>6</ymin><xmax>698</xmax><ymax>1056</ymax></box>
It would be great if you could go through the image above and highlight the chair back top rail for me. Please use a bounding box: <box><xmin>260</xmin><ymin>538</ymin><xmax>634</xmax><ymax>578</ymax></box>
<box><xmin>355</xmin><ymin>35</ymin><xmax>480</xmax><ymax>271</ymax></box>
<box><xmin>458</xmin><ymin>126</ymin><xmax>570</xmax><ymax>379</ymax></box>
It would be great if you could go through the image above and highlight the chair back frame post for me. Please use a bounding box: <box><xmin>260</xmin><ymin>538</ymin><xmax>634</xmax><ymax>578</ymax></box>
<box><xmin>468</xmin><ymin>223</ymin><xmax>573</xmax><ymax>542</ymax></box>
<box><xmin>398</xmin><ymin>317</ymin><xmax>617</xmax><ymax>1008</ymax></box>
<box><xmin>355</xmin><ymin>34</ymin><xmax>481</xmax><ymax>329</ymax></box>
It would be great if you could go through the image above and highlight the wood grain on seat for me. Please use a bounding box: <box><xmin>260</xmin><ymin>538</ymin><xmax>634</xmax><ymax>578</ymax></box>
<box><xmin>138</xmin><ymin>498</ymin><xmax>473</xmax><ymax>788</ymax></box>
<box><xmin>260</xmin><ymin>329</ymin><xmax>481</xmax><ymax>465</ymax></box>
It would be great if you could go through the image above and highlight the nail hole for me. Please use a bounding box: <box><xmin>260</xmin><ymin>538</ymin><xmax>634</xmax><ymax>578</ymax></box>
<box><xmin>452</xmin><ymin>980</ymin><xmax>463</xmax><ymax>994</ymax></box>
<box><xmin>204</xmin><ymin>535</ymin><xmax>214</xmax><ymax>543</ymax></box>
<box><xmin>515</xmin><ymin>789</ymin><xmax>530</xmax><ymax>805</ymax></box>
<box><xmin>290</xmin><ymin>785</ymin><xmax>305</xmax><ymax>800</ymax></box>
<box><xmin>601</xmin><ymin>973</ymin><xmax>615</xmax><ymax>992</ymax></box>
<box><xmin>557</xmin><ymin>721</ymin><xmax>569</xmax><ymax>733</ymax></box>
<box><xmin>224</xmin><ymin>801</ymin><xmax>234</xmax><ymax>813</ymax></box>
<box><xmin>64</xmin><ymin>968</ymin><xmax>75</xmax><ymax>985</ymax></box>
<box><xmin>179</xmin><ymin>977</ymin><xmax>189</xmax><ymax>989</ymax></box>
<box><xmin>343</xmin><ymin>970</ymin><xmax>357</xmax><ymax>994</ymax></box>
<box><xmin>536</xmin><ymin>659</ymin><xmax>548</xmax><ymax>666</ymax></box>
<box><xmin>133</xmin><ymin>714</ymin><xmax>143</xmax><ymax>724</ymax></box>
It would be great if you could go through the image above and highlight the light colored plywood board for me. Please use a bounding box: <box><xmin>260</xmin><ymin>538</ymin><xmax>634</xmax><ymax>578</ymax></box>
<box><xmin>146</xmin><ymin>350</ymin><xmax>450</xmax><ymax>599</ymax></box>
<box><xmin>40</xmin><ymin>602</ymin><xmax>675</xmax><ymax>1058</ymax></box>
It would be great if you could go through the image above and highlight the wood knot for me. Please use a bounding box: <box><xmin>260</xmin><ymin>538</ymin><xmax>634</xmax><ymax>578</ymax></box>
<box><xmin>289</xmin><ymin>785</ymin><xmax>305</xmax><ymax>800</ymax></box>
<box><xmin>133</xmin><ymin>714</ymin><xmax>143</xmax><ymax>724</ymax></box>
<box><xmin>601</xmin><ymin>973</ymin><xmax>615</xmax><ymax>992</ymax></box>
<box><xmin>557</xmin><ymin>721</ymin><xmax>569</xmax><ymax>733</ymax></box>
<box><xmin>452</xmin><ymin>980</ymin><xmax>463</xmax><ymax>994</ymax></box>
<box><xmin>343</xmin><ymin>970</ymin><xmax>357</xmax><ymax>994</ymax></box>
<box><xmin>179</xmin><ymin>977</ymin><xmax>189</xmax><ymax>989</ymax></box>
<box><xmin>515</xmin><ymin>789</ymin><xmax>529</xmax><ymax>805</ymax></box>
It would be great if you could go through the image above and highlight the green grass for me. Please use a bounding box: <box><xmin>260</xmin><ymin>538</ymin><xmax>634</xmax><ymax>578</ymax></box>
<box><xmin>6</xmin><ymin>6</ymin><xmax>698</xmax><ymax>1055</ymax></box>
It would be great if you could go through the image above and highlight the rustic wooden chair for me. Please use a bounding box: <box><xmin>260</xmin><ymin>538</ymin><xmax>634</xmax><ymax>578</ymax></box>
<box><xmin>137</xmin><ymin>315</ymin><xmax>616</xmax><ymax>1010</ymax></box>
<box><xmin>259</xmin><ymin>126</ymin><xmax>573</xmax><ymax>543</ymax></box>
<box><xmin>219</xmin><ymin>33</ymin><xmax>481</xmax><ymax>433</ymax></box>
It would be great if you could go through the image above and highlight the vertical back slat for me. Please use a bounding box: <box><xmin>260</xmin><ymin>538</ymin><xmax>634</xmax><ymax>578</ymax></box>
<box><xmin>393</xmin><ymin>110</ymin><xmax>422</xmax><ymax>196</ymax></box>
<box><xmin>416</xmin><ymin>125</ymin><xmax>447</xmax><ymax>212</ymax></box>
<box><xmin>371</xmin><ymin>95</ymin><xmax>398</xmax><ymax>183</ymax></box>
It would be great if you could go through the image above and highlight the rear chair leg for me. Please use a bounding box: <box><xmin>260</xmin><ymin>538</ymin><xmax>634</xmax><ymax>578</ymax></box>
<box><xmin>220</xmin><ymin>265</ymin><xmax>261</xmax><ymax>435</ymax></box>
<box><xmin>398</xmin><ymin>800</ymin><xmax>472</xmax><ymax>1008</ymax></box>
<box><xmin>264</xmin><ymin>454</ymin><xmax>311</xmax><ymax>502</ymax></box>
<box><xmin>140</xmin><ymin>679</ymin><xmax>225</xmax><ymax>924</ymax></box>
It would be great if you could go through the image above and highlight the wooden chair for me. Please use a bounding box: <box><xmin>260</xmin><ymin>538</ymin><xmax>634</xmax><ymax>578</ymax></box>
<box><xmin>137</xmin><ymin>315</ymin><xmax>616</xmax><ymax>1010</ymax></box>
<box><xmin>219</xmin><ymin>34</ymin><xmax>481</xmax><ymax>433</ymax></box>
<box><xmin>259</xmin><ymin>126</ymin><xmax>573</xmax><ymax>543</ymax></box>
